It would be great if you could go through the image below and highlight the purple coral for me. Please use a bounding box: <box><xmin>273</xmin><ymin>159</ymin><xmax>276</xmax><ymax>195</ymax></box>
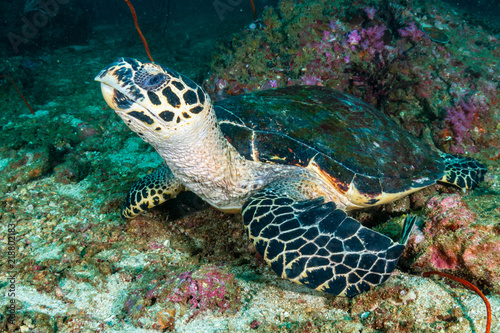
<box><xmin>348</xmin><ymin>30</ymin><xmax>362</xmax><ymax>45</ymax></box>
<box><xmin>168</xmin><ymin>266</ymin><xmax>239</xmax><ymax>316</ymax></box>
<box><xmin>359</xmin><ymin>25</ymin><xmax>388</xmax><ymax>58</ymax></box>
<box><xmin>444</xmin><ymin>96</ymin><xmax>486</xmax><ymax>153</ymax></box>
<box><xmin>398</xmin><ymin>22</ymin><xmax>425</xmax><ymax>42</ymax></box>
<box><xmin>364</xmin><ymin>7</ymin><xmax>377</xmax><ymax>20</ymax></box>
<box><xmin>300</xmin><ymin>73</ymin><xmax>323</xmax><ymax>86</ymax></box>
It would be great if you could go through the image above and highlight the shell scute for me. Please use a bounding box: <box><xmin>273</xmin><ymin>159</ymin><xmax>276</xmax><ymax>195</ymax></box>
<box><xmin>215</xmin><ymin>86</ymin><xmax>444</xmax><ymax>195</ymax></box>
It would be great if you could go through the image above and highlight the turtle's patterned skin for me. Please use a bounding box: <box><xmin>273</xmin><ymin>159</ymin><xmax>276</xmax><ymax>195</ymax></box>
<box><xmin>121</xmin><ymin>166</ymin><xmax>184</xmax><ymax>218</ymax></box>
<box><xmin>242</xmin><ymin>184</ymin><xmax>417</xmax><ymax>295</ymax></box>
<box><xmin>95</xmin><ymin>58</ymin><xmax>487</xmax><ymax>297</ymax></box>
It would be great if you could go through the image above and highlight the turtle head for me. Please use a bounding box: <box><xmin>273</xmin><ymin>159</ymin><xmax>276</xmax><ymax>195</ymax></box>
<box><xmin>95</xmin><ymin>58</ymin><xmax>211</xmax><ymax>141</ymax></box>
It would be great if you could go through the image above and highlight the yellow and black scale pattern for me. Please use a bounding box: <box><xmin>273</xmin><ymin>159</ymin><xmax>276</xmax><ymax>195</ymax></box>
<box><xmin>121</xmin><ymin>166</ymin><xmax>183</xmax><ymax>219</ymax></box>
<box><xmin>438</xmin><ymin>151</ymin><xmax>487</xmax><ymax>189</ymax></box>
<box><xmin>242</xmin><ymin>186</ymin><xmax>417</xmax><ymax>297</ymax></box>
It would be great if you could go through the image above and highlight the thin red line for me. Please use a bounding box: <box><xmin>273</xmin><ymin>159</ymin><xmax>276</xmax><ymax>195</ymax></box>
<box><xmin>0</xmin><ymin>75</ymin><xmax>35</xmax><ymax>115</ymax></box>
<box><xmin>124</xmin><ymin>0</ymin><xmax>154</xmax><ymax>63</ymax></box>
<box><xmin>424</xmin><ymin>271</ymin><xmax>491</xmax><ymax>333</ymax></box>
<box><xmin>249</xmin><ymin>0</ymin><xmax>257</xmax><ymax>20</ymax></box>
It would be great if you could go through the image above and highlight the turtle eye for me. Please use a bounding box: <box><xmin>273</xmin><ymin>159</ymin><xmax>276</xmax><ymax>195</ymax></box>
<box><xmin>145</xmin><ymin>74</ymin><xmax>167</xmax><ymax>88</ymax></box>
<box><xmin>135</xmin><ymin>70</ymin><xmax>169</xmax><ymax>91</ymax></box>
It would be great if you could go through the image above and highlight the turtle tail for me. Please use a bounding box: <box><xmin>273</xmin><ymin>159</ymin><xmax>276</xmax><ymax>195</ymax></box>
<box><xmin>438</xmin><ymin>151</ymin><xmax>487</xmax><ymax>190</ymax></box>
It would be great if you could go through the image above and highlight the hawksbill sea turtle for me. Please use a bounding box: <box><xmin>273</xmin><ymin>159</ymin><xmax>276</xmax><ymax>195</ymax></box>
<box><xmin>95</xmin><ymin>58</ymin><xmax>486</xmax><ymax>297</ymax></box>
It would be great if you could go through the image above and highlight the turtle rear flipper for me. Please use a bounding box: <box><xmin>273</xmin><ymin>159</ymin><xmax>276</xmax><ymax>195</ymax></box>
<box><xmin>122</xmin><ymin>166</ymin><xmax>184</xmax><ymax>219</ymax></box>
<box><xmin>242</xmin><ymin>179</ymin><xmax>411</xmax><ymax>297</ymax></box>
<box><xmin>438</xmin><ymin>152</ymin><xmax>487</xmax><ymax>190</ymax></box>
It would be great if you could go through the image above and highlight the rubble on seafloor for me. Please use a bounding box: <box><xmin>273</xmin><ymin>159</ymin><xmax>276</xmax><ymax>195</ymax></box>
<box><xmin>0</xmin><ymin>0</ymin><xmax>499</xmax><ymax>332</ymax></box>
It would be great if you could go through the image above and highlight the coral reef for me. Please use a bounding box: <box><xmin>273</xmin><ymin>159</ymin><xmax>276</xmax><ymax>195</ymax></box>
<box><xmin>207</xmin><ymin>0</ymin><xmax>500</xmax><ymax>161</ymax></box>
<box><xmin>444</xmin><ymin>95</ymin><xmax>490</xmax><ymax>154</ymax></box>
<box><xmin>409</xmin><ymin>194</ymin><xmax>500</xmax><ymax>293</ymax></box>
<box><xmin>0</xmin><ymin>0</ymin><xmax>499</xmax><ymax>332</ymax></box>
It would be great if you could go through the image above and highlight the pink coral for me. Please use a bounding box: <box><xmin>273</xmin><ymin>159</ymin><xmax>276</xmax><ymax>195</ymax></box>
<box><xmin>300</xmin><ymin>73</ymin><xmax>323</xmax><ymax>86</ymax></box>
<box><xmin>411</xmin><ymin>194</ymin><xmax>500</xmax><ymax>292</ymax></box>
<box><xmin>424</xmin><ymin>194</ymin><xmax>475</xmax><ymax>235</ymax></box>
<box><xmin>361</xmin><ymin>25</ymin><xmax>387</xmax><ymax>43</ymax></box>
<box><xmin>364</xmin><ymin>7</ymin><xmax>377</xmax><ymax>20</ymax></box>
<box><xmin>444</xmin><ymin>96</ymin><xmax>486</xmax><ymax>153</ymax></box>
<box><xmin>428</xmin><ymin>244</ymin><xmax>460</xmax><ymax>270</ymax></box>
<box><xmin>398</xmin><ymin>22</ymin><xmax>425</xmax><ymax>42</ymax></box>
<box><xmin>348</xmin><ymin>30</ymin><xmax>361</xmax><ymax>45</ymax></box>
<box><xmin>462</xmin><ymin>239</ymin><xmax>500</xmax><ymax>284</ymax></box>
<box><xmin>411</xmin><ymin>193</ymin><xmax>476</xmax><ymax>270</ymax></box>
<box><xmin>360</xmin><ymin>25</ymin><xmax>388</xmax><ymax>59</ymax></box>
<box><xmin>168</xmin><ymin>266</ymin><xmax>240</xmax><ymax>316</ymax></box>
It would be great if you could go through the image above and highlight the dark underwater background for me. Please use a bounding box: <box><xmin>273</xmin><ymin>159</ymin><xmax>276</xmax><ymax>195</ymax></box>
<box><xmin>0</xmin><ymin>0</ymin><xmax>499</xmax><ymax>332</ymax></box>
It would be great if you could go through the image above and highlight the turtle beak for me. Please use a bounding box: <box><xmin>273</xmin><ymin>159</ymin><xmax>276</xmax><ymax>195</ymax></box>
<box><xmin>99</xmin><ymin>83</ymin><xmax>121</xmax><ymax>111</ymax></box>
<box><xmin>94</xmin><ymin>61</ymin><xmax>119</xmax><ymax>84</ymax></box>
<box><xmin>96</xmin><ymin>60</ymin><xmax>143</xmax><ymax>113</ymax></box>
<box><xmin>96</xmin><ymin>64</ymin><xmax>119</xmax><ymax>111</ymax></box>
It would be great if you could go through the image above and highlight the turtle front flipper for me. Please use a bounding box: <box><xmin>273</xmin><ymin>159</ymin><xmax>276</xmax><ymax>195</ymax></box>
<box><xmin>242</xmin><ymin>180</ymin><xmax>416</xmax><ymax>297</ymax></box>
<box><xmin>438</xmin><ymin>152</ymin><xmax>487</xmax><ymax>190</ymax></box>
<box><xmin>122</xmin><ymin>166</ymin><xmax>184</xmax><ymax>219</ymax></box>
